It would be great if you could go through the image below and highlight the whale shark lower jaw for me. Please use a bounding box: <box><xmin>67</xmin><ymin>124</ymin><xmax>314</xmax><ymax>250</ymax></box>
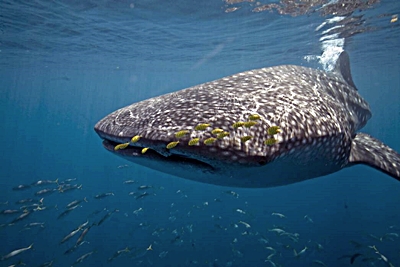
<box><xmin>94</xmin><ymin>52</ymin><xmax>400</xmax><ymax>188</ymax></box>
<box><xmin>98</xmin><ymin>137</ymin><xmax>345</xmax><ymax>188</ymax></box>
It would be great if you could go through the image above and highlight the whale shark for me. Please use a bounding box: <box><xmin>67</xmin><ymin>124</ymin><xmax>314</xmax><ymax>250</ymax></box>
<box><xmin>94</xmin><ymin>52</ymin><xmax>400</xmax><ymax>188</ymax></box>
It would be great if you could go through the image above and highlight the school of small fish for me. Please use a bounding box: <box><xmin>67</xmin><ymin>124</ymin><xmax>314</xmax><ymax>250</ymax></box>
<box><xmin>0</xmin><ymin>176</ymin><xmax>398</xmax><ymax>267</ymax></box>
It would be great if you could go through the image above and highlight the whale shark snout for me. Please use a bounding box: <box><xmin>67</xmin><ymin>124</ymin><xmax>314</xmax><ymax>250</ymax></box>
<box><xmin>94</xmin><ymin>52</ymin><xmax>400</xmax><ymax>188</ymax></box>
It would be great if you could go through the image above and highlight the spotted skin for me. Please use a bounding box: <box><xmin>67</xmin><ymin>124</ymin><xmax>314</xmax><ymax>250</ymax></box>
<box><xmin>94</xmin><ymin>52</ymin><xmax>400</xmax><ymax>188</ymax></box>
<box><xmin>349</xmin><ymin>133</ymin><xmax>400</xmax><ymax>178</ymax></box>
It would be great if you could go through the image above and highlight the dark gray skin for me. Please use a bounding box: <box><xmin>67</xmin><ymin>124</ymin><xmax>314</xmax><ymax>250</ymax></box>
<box><xmin>94</xmin><ymin>52</ymin><xmax>400</xmax><ymax>188</ymax></box>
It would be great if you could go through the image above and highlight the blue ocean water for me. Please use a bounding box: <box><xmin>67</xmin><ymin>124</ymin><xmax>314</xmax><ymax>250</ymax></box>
<box><xmin>1</xmin><ymin>0</ymin><xmax>400</xmax><ymax>266</ymax></box>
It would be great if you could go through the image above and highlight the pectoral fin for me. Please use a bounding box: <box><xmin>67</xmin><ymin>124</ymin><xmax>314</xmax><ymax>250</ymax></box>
<box><xmin>349</xmin><ymin>133</ymin><xmax>400</xmax><ymax>181</ymax></box>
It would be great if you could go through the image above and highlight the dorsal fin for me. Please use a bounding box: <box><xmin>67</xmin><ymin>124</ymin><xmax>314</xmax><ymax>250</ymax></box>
<box><xmin>349</xmin><ymin>133</ymin><xmax>400</xmax><ymax>181</ymax></box>
<box><xmin>334</xmin><ymin>51</ymin><xmax>357</xmax><ymax>90</ymax></box>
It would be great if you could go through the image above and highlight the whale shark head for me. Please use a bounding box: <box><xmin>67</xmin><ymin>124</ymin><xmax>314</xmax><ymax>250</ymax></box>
<box><xmin>94</xmin><ymin>52</ymin><xmax>400</xmax><ymax>188</ymax></box>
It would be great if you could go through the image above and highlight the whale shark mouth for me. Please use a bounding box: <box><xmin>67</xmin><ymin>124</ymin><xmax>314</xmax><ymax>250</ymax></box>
<box><xmin>92</xmin><ymin>52</ymin><xmax>400</xmax><ymax>187</ymax></box>
<box><xmin>100</xmin><ymin>139</ymin><xmax>216</xmax><ymax>172</ymax></box>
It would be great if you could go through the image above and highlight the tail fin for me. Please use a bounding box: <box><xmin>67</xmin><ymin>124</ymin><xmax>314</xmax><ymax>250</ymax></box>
<box><xmin>349</xmin><ymin>133</ymin><xmax>400</xmax><ymax>180</ymax></box>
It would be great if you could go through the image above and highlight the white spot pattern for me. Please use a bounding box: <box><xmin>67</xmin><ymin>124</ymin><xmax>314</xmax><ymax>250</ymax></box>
<box><xmin>94</xmin><ymin>60</ymin><xmax>382</xmax><ymax>176</ymax></box>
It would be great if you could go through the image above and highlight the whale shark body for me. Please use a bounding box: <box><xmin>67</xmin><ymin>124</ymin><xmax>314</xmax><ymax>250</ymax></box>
<box><xmin>94</xmin><ymin>52</ymin><xmax>400</xmax><ymax>188</ymax></box>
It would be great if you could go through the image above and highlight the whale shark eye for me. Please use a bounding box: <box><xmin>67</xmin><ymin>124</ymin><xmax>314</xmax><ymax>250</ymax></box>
<box><xmin>94</xmin><ymin>52</ymin><xmax>400</xmax><ymax>187</ymax></box>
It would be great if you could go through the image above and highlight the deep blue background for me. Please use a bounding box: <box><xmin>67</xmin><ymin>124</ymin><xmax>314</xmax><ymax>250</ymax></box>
<box><xmin>0</xmin><ymin>0</ymin><xmax>399</xmax><ymax>266</ymax></box>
